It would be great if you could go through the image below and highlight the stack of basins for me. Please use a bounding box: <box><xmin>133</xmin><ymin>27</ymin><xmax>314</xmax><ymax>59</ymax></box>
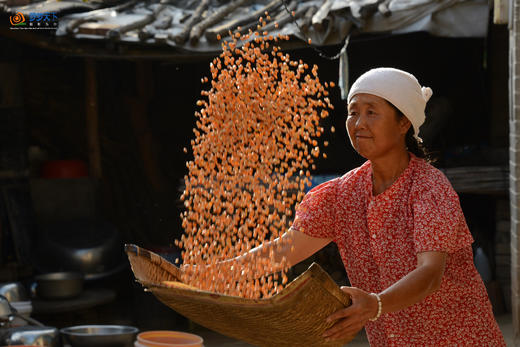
<box><xmin>0</xmin><ymin>282</ymin><xmax>31</xmax><ymax>326</ymax></box>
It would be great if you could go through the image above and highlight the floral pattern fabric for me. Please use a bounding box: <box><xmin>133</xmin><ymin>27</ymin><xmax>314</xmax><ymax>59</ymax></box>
<box><xmin>292</xmin><ymin>154</ymin><xmax>505</xmax><ymax>346</ymax></box>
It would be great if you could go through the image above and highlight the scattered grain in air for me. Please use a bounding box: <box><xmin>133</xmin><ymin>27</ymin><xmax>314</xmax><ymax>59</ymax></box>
<box><xmin>331</xmin><ymin>126</ymin><xmax>336</xmax><ymax>133</ymax></box>
<box><xmin>307</xmin><ymin>38</ymin><xmax>312</xmax><ymax>45</ymax></box>
<box><xmin>183</xmin><ymin>147</ymin><xmax>188</xmax><ymax>153</ymax></box>
<box><xmin>176</xmin><ymin>23</ymin><xmax>334</xmax><ymax>299</ymax></box>
<box><xmin>216</xmin><ymin>34</ymin><xmax>221</xmax><ymax>40</ymax></box>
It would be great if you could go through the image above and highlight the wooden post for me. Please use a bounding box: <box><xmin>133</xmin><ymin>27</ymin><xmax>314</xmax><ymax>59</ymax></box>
<box><xmin>85</xmin><ymin>58</ymin><xmax>102</xmax><ymax>179</ymax></box>
<box><xmin>128</xmin><ymin>61</ymin><xmax>169</xmax><ymax>192</ymax></box>
<box><xmin>494</xmin><ymin>0</ymin><xmax>509</xmax><ymax>25</ymax></box>
<box><xmin>510</xmin><ymin>0</ymin><xmax>520</xmax><ymax>344</ymax></box>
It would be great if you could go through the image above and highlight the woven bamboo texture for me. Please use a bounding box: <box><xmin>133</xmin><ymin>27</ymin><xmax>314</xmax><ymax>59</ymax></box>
<box><xmin>125</xmin><ymin>244</ymin><xmax>354</xmax><ymax>347</ymax></box>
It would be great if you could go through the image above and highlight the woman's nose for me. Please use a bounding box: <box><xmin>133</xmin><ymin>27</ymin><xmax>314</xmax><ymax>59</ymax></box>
<box><xmin>354</xmin><ymin>113</ymin><xmax>367</xmax><ymax>129</ymax></box>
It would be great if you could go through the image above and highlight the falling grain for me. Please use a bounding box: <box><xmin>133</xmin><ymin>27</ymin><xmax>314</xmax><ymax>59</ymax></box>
<box><xmin>177</xmin><ymin>22</ymin><xmax>333</xmax><ymax>299</ymax></box>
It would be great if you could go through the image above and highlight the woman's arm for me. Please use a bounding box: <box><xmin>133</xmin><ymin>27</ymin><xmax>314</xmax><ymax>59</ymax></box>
<box><xmin>323</xmin><ymin>251</ymin><xmax>447</xmax><ymax>340</ymax></box>
<box><xmin>220</xmin><ymin>228</ymin><xmax>332</xmax><ymax>275</ymax></box>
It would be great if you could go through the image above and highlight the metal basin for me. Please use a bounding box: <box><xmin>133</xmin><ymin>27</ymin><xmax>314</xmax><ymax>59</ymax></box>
<box><xmin>60</xmin><ymin>325</ymin><xmax>138</xmax><ymax>347</ymax></box>
<box><xmin>0</xmin><ymin>325</ymin><xmax>61</xmax><ymax>347</ymax></box>
<box><xmin>0</xmin><ymin>282</ymin><xmax>29</xmax><ymax>302</ymax></box>
<box><xmin>0</xmin><ymin>295</ymin><xmax>13</xmax><ymax>326</ymax></box>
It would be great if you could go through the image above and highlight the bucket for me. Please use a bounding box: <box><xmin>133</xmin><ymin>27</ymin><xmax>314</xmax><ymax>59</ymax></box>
<box><xmin>136</xmin><ymin>331</ymin><xmax>203</xmax><ymax>347</ymax></box>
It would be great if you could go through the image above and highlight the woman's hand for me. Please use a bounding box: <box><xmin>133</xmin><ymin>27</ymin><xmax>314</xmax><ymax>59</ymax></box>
<box><xmin>322</xmin><ymin>286</ymin><xmax>379</xmax><ymax>341</ymax></box>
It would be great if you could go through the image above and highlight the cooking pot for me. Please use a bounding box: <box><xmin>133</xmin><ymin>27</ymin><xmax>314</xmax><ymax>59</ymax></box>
<box><xmin>34</xmin><ymin>272</ymin><xmax>83</xmax><ymax>300</ymax></box>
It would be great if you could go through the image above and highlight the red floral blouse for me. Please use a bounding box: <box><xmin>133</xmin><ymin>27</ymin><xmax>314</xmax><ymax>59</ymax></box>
<box><xmin>292</xmin><ymin>153</ymin><xmax>505</xmax><ymax>346</ymax></box>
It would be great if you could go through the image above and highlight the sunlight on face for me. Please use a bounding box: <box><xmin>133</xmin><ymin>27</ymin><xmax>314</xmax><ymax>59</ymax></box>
<box><xmin>346</xmin><ymin>93</ymin><xmax>410</xmax><ymax>160</ymax></box>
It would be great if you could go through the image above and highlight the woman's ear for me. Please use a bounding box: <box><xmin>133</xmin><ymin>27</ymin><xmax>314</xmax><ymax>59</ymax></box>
<box><xmin>399</xmin><ymin>117</ymin><xmax>412</xmax><ymax>136</ymax></box>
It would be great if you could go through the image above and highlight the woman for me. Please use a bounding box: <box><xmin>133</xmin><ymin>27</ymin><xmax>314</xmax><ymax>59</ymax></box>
<box><xmin>224</xmin><ymin>67</ymin><xmax>506</xmax><ymax>346</ymax></box>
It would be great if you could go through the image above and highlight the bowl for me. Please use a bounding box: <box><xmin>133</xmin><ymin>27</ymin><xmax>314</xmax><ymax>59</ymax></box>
<box><xmin>136</xmin><ymin>331</ymin><xmax>203</xmax><ymax>347</ymax></box>
<box><xmin>35</xmin><ymin>272</ymin><xmax>83</xmax><ymax>300</ymax></box>
<box><xmin>61</xmin><ymin>325</ymin><xmax>139</xmax><ymax>347</ymax></box>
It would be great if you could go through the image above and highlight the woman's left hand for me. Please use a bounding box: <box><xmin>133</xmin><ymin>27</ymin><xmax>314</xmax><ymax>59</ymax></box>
<box><xmin>322</xmin><ymin>286</ymin><xmax>379</xmax><ymax>341</ymax></box>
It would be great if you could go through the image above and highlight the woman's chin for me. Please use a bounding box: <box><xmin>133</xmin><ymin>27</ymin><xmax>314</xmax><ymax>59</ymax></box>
<box><xmin>353</xmin><ymin>146</ymin><xmax>373</xmax><ymax>160</ymax></box>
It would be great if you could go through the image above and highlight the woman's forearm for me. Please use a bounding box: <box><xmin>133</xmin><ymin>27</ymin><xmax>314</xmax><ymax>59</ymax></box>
<box><xmin>219</xmin><ymin>228</ymin><xmax>331</xmax><ymax>277</ymax></box>
<box><xmin>378</xmin><ymin>251</ymin><xmax>446</xmax><ymax>315</ymax></box>
<box><xmin>220</xmin><ymin>234</ymin><xmax>294</xmax><ymax>277</ymax></box>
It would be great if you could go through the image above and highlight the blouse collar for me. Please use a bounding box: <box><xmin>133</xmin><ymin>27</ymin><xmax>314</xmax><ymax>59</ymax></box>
<box><xmin>366</xmin><ymin>152</ymin><xmax>417</xmax><ymax>200</ymax></box>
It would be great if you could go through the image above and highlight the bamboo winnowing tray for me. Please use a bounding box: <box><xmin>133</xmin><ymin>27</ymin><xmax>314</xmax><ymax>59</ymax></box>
<box><xmin>125</xmin><ymin>244</ymin><xmax>354</xmax><ymax>347</ymax></box>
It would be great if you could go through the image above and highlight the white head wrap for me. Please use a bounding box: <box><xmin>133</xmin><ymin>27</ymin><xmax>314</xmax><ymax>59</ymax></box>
<box><xmin>347</xmin><ymin>67</ymin><xmax>432</xmax><ymax>143</ymax></box>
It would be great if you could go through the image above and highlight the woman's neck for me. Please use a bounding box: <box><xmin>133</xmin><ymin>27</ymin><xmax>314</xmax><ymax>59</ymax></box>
<box><xmin>371</xmin><ymin>150</ymin><xmax>410</xmax><ymax>196</ymax></box>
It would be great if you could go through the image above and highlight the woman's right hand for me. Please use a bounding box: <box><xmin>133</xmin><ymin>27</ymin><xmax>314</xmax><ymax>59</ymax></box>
<box><xmin>322</xmin><ymin>286</ymin><xmax>379</xmax><ymax>341</ymax></box>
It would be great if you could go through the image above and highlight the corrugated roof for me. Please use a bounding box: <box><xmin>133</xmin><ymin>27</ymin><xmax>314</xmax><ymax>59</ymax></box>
<box><xmin>2</xmin><ymin>0</ymin><xmax>489</xmax><ymax>56</ymax></box>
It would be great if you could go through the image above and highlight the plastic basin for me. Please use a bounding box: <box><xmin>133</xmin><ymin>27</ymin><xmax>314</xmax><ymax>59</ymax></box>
<box><xmin>136</xmin><ymin>331</ymin><xmax>203</xmax><ymax>347</ymax></box>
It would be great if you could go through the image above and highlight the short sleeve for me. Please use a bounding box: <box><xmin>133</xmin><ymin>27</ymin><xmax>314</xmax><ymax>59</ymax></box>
<box><xmin>291</xmin><ymin>178</ymin><xmax>338</xmax><ymax>240</ymax></box>
<box><xmin>413</xmin><ymin>183</ymin><xmax>474</xmax><ymax>253</ymax></box>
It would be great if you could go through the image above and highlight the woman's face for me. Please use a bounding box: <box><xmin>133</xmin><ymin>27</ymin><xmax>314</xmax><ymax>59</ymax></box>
<box><xmin>346</xmin><ymin>93</ymin><xmax>411</xmax><ymax>160</ymax></box>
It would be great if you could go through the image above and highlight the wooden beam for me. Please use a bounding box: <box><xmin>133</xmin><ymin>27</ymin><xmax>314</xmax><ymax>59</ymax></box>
<box><xmin>189</xmin><ymin>0</ymin><xmax>249</xmax><ymax>44</ymax></box>
<box><xmin>301</xmin><ymin>6</ymin><xmax>318</xmax><ymax>32</ymax></box>
<box><xmin>205</xmin><ymin>0</ymin><xmax>282</xmax><ymax>42</ymax></box>
<box><xmin>170</xmin><ymin>0</ymin><xmax>210</xmax><ymax>44</ymax></box>
<box><xmin>85</xmin><ymin>58</ymin><xmax>102</xmax><ymax>179</ymax></box>
<box><xmin>66</xmin><ymin>0</ymin><xmax>138</xmax><ymax>34</ymax></box>
<box><xmin>312</xmin><ymin>0</ymin><xmax>333</xmax><ymax>28</ymax></box>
